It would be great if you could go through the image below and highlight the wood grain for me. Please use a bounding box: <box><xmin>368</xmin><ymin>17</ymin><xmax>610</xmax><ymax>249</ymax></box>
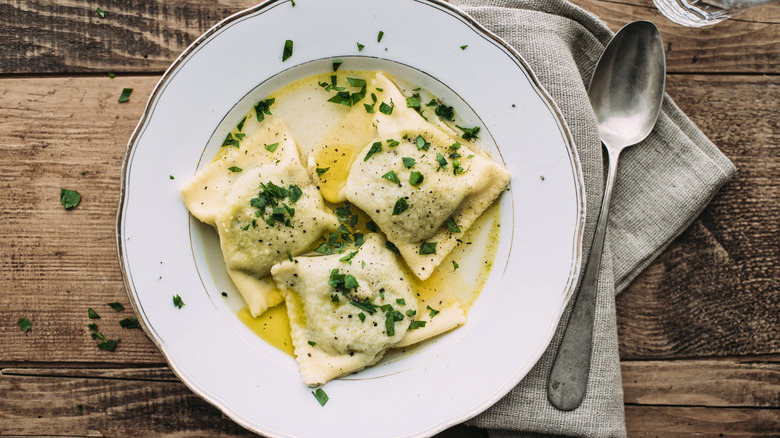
<box><xmin>2</xmin><ymin>358</ymin><xmax>777</xmax><ymax>436</ymax></box>
<box><xmin>0</xmin><ymin>0</ymin><xmax>778</xmax><ymax>75</ymax></box>
<box><xmin>617</xmin><ymin>74</ymin><xmax>780</xmax><ymax>359</ymax></box>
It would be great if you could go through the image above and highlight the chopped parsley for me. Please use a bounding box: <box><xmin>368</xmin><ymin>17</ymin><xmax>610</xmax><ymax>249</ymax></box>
<box><xmin>312</xmin><ymin>388</ymin><xmax>329</xmax><ymax>406</ymax></box>
<box><xmin>396</xmin><ymin>298</ymin><xmax>406</xmax><ymax>306</ymax></box>
<box><xmin>445</xmin><ymin>217</ymin><xmax>461</xmax><ymax>233</ymax></box>
<box><xmin>350</xmin><ymin>299</ymin><xmax>378</xmax><ymax>314</ymax></box>
<box><xmin>402</xmin><ymin>157</ymin><xmax>416</xmax><ymax>168</ymax></box>
<box><xmin>460</xmin><ymin>44</ymin><xmax>468</xmax><ymax>50</ymax></box>
<box><xmin>97</xmin><ymin>339</ymin><xmax>120</xmax><ymax>352</ymax></box>
<box><xmin>409</xmin><ymin>320</ymin><xmax>427</xmax><ymax>329</ymax></box>
<box><xmin>119</xmin><ymin>318</ymin><xmax>140</xmax><ymax>329</ymax></box>
<box><xmin>173</xmin><ymin>294</ymin><xmax>185</xmax><ymax>309</ymax></box>
<box><xmin>228</xmin><ymin>166</ymin><xmax>243</xmax><ymax>173</ymax></box>
<box><xmin>385</xmin><ymin>240</ymin><xmax>400</xmax><ymax>254</ymax></box>
<box><xmin>377</xmin><ymin>30</ymin><xmax>384</xmax><ymax>43</ymax></box>
<box><xmin>409</xmin><ymin>171</ymin><xmax>424</xmax><ymax>186</ymax></box>
<box><xmin>308</xmin><ymin>340</ymin><xmax>316</xmax><ymax>346</ymax></box>
<box><xmin>264</xmin><ymin>142</ymin><xmax>279</xmax><ymax>153</ymax></box>
<box><xmin>382</xmin><ymin>170</ymin><xmax>400</xmax><ymax>185</ymax></box>
<box><xmin>332</xmin><ymin>60</ymin><xmax>342</xmax><ymax>71</ymax></box>
<box><xmin>406</xmin><ymin>94</ymin><xmax>421</xmax><ymax>109</ymax></box>
<box><xmin>316</xmin><ymin>167</ymin><xmax>330</xmax><ymax>177</ymax></box>
<box><xmin>419</xmin><ymin>242</ymin><xmax>437</xmax><ymax>255</ymax></box>
<box><xmin>384</xmin><ymin>308</ymin><xmax>405</xmax><ymax>336</ymax></box>
<box><xmin>364</xmin><ymin>141</ymin><xmax>382</xmax><ymax>161</ymax></box>
<box><xmin>339</xmin><ymin>251</ymin><xmax>358</xmax><ymax>262</ymax></box>
<box><xmin>108</xmin><ymin>302</ymin><xmax>124</xmax><ymax>312</ymax></box>
<box><xmin>60</xmin><ymin>188</ymin><xmax>81</xmax><ymax>209</ymax></box>
<box><xmin>255</xmin><ymin>98</ymin><xmax>275</xmax><ymax>122</ymax></box>
<box><xmin>415</xmin><ymin>135</ymin><xmax>430</xmax><ymax>151</ymax></box>
<box><xmin>249</xmin><ymin>182</ymin><xmax>302</xmax><ymax>227</ymax></box>
<box><xmin>392</xmin><ymin>198</ymin><xmax>408</xmax><ymax>215</ymax></box>
<box><xmin>379</xmin><ymin>101</ymin><xmax>394</xmax><ymax>115</ymax></box>
<box><xmin>18</xmin><ymin>317</ymin><xmax>31</xmax><ymax>333</ymax></box>
<box><xmin>282</xmin><ymin>39</ymin><xmax>294</xmax><ymax>61</ymax></box>
<box><xmin>236</xmin><ymin>117</ymin><xmax>246</xmax><ymax>131</ymax></box>
<box><xmin>357</xmin><ymin>42</ymin><xmax>365</xmax><ymax>51</ymax></box>
<box><xmin>118</xmin><ymin>88</ymin><xmax>132</xmax><ymax>103</ymax></box>
<box><xmin>453</xmin><ymin>260</ymin><xmax>459</xmax><ymax>270</ymax></box>
<box><xmin>222</xmin><ymin>133</ymin><xmax>240</xmax><ymax>148</ymax></box>
<box><xmin>96</xmin><ymin>7</ymin><xmax>105</xmax><ymax>18</ymax></box>
<box><xmin>108</xmin><ymin>72</ymin><xmax>116</xmax><ymax>79</ymax></box>
<box><xmin>427</xmin><ymin>305</ymin><xmax>440</xmax><ymax>318</ymax></box>
<box><xmin>326</xmin><ymin>77</ymin><xmax>367</xmax><ymax>107</ymax></box>
<box><xmin>386</xmin><ymin>139</ymin><xmax>400</xmax><ymax>147</ymax></box>
<box><xmin>434</xmin><ymin>103</ymin><xmax>455</xmax><ymax>122</ymax></box>
<box><xmin>457</xmin><ymin>124</ymin><xmax>481</xmax><ymax>141</ymax></box>
<box><xmin>88</xmin><ymin>308</ymin><xmax>100</xmax><ymax>319</ymax></box>
<box><xmin>366</xmin><ymin>221</ymin><xmax>378</xmax><ymax>232</ymax></box>
<box><xmin>286</xmin><ymin>250</ymin><xmax>293</xmax><ymax>262</ymax></box>
<box><xmin>358</xmin><ymin>312</ymin><xmax>366</xmax><ymax>322</ymax></box>
<box><xmin>436</xmin><ymin>153</ymin><xmax>448</xmax><ymax>170</ymax></box>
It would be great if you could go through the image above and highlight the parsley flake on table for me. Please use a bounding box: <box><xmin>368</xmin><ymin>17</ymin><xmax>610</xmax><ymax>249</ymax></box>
<box><xmin>60</xmin><ymin>188</ymin><xmax>81</xmax><ymax>209</ymax></box>
<box><xmin>88</xmin><ymin>308</ymin><xmax>100</xmax><ymax>319</ymax></box>
<box><xmin>312</xmin><ymin>388</ymin><xmax>329</xmax><ymax>406</ymax></box>
<box><xmin>460</xmin><ymin>44</ymin><xmax>468</xmax><ymax>50</ymax></box>
<box><xmin>108</xmin><ymin>72</ymin><xmax>116</xmax><ymax>79</ymax></box>
<box><xmin>118</xmin><ymin>88</ymin><xmax>133</xmax><ymax>103</ymax></box>
<box><xmin>357</xmin><ymin>42</ymin><xmax>365</xmax><ymax>51</ymax></box>
<box><xmin>173</xmin><ymin>294</ymin><xmax>185</xmax><ymax>309</ymax></box>
<box><xmin>282</xmin><ymin>39</ymin><xmax>294</xmax><ymax>61</ymax></box>
<box><xmin>97</xmin><ymin>339</ymin><xmax>120</xmax><ymax>351</ymax></box>
<box><xmin>119</xmin><ymin>318</ymin><xmax>140</xmax><ymax>329</ymax></box>
<box><xmin>96</xmin><ymin>7</ymin><xmax>105</xmax><ymax>18</ymax></box>
<box><xmin>108</xmin><ymin>302</ymin><xmax>124</xmax><ymax>312</ymax></box>
<box><xmin>18</xmin><ymin>317</ymin><xmax>31</xmax><ymax>333</ymax></box>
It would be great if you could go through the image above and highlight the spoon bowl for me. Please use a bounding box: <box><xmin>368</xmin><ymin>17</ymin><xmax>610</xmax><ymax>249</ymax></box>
<box><xmin>547</xmin><ymin>20</ymin><xmax>665</xmax><ymax>411</ymax></box>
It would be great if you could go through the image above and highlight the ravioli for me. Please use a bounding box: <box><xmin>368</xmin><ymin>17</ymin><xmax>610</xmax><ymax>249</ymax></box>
<box><xmin>271</xmin><ymin>234</ymin><xmax>419</xmax><ymax>386</ymax></box>
<box><xmin>181</xmin><ymin>116</ymin><xmax>337</xmax><ymax>316</ymax></box>
<box><xmin>345</xmin><ymin>73</ymin><xmax>511</xmax><ymax>281</ymax></box>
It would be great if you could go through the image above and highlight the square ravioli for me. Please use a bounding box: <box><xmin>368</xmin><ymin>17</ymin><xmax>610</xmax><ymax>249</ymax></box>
<box><xmin>271</xmin><ymin>234</ymin><xmax>419</xmax><ymax>386</ymax></box>
<box><xmin>345</xmin><ymin>73</ymin><xmax>511</xmax><ymax>280</ymax></box>
<box><xmin>181</xmin><ymin>116</ymin><xmax>337</xmax><ymax>316</ymax></box>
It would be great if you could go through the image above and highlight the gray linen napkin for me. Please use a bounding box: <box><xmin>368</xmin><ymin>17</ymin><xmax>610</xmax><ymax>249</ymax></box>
<box><xmin>448</xmin><ymin>0</ymin><xmax>738</xmax><ymax>436</ymax></box>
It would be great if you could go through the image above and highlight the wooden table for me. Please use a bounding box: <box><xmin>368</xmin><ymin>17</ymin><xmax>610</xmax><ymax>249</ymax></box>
<box><xmin>1</xmin><ymin>1</ymin><xmax>777</xmax><ymax>436</ymax></box>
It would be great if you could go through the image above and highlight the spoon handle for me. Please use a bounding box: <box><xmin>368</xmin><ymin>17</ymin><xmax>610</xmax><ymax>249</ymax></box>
<box><xmin>547</xmin><ymin>144</ymin><xmax>620</xmax><ymax>411</ymax></box>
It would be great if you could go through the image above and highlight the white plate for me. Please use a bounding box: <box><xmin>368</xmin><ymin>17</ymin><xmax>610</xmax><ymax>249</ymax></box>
<box><xmin>117</xmin><ymin>0</ymin><xmax>585</xmax><ymax>437</ymax></box>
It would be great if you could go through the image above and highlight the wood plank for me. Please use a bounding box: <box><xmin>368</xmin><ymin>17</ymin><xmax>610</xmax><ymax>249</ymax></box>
<box><xmin>0</xmin><ymin>0</ymin><xmax>777</xmax><ymax>75</ymax></box>
<box><xmin>570</xmin><ymin>0</ymin><xmax>780</xmax><ymax>73</ymax></box>
<box><xmin>2</xmin><ymin>359</ymin><xmax>778</xmax><ymax>437</ymax></box>
<box><xmin>617</xmin><ymin>74</ymin><xmax>780</xmax><ymax>359</ymax></box>
<box><xmin>621</xmin><ymin>356</ymin><xmax>780</xmax><ymax>408</ymax></box>
<box><xmin>0</xmin><ymin>76</ymin><xmax>163</xmax><ymax>364</ymax></box>
<box><xmin>625</xmin><ymin>405</ymin><xmax>780</xmax><ymax>437</ymax></box>
<box><xmin>0</xmin><ymin>74</ymin><xmax>776</xmax><ymax>364</ymax></box>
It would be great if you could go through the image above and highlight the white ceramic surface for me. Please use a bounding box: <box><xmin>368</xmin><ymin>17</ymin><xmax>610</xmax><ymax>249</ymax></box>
<box><xmin>117</xmin><ymin>1</ymin><xmax>586</xmax><ymax>437</ymax></box>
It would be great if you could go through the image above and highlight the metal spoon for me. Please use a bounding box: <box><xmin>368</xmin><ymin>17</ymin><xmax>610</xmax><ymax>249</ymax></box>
<box><xmin>547</xmin><ymin>20</ymin><xmax>666</xmax><ymax>411</ymax></box>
